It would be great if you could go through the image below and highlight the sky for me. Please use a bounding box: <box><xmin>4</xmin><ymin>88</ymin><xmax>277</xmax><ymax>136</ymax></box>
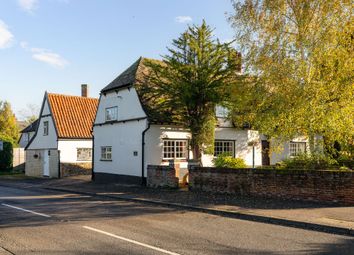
<box><xmin>0</xmin><ymin>0</ymin><xmax>235</xmax><ymax>119</ymax></box>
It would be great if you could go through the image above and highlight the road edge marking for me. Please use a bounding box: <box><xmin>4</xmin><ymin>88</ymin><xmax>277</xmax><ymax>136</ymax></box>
<box><xmin>1</xmin><ymin>203</ymin><xmax>51</xmax><ymax>218</ymax></box>
<box><xmin>83</xmin><ymin>226</ymin><xmax>181</xmax><ymax>255</ymax></box>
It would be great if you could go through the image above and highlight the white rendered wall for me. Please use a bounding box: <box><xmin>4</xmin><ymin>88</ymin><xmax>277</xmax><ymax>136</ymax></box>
<box><xmin>27</xmin><ymin>99</ymin><xmax>58</xmax><ymax>150</ymax></box>
<box><xmin>58</xmin><ymin>140</ymin><xmax>93</xmax><ymax>163</ymax></box>
<box><xmin>93</xmin><ymin>119</ymin><xmax>147</xmax><ymax>177</ymax></box>
<box><xmin>145</xmin><ymin>125</ymin><xmax>192</xmax><ymax>170</ymax></box>
<box><xmin>270</xmin><ymin>136</ymin><xmax>309</xmax><ymax>165</ymax></box>
<box><xmin>95</xmin><ymin>88</ymin><xmax>147</xmax><ymax>124</ymax></box>
<box><xmin>145</xmin><ymin>125</ymin><xmax>263</xmax><ymax>168</ymax></box>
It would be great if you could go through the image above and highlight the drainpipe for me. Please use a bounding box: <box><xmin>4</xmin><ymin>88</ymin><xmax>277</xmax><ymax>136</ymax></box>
<box><xmin>58</xmin><ymin>150</ymin><xmax>61</xmax><ymax>178</ymax></box>
<box><xmin>141</xmin><ymin>123</ymin><xmax>151</xmax><ymax>186</ymax></box>
<box><xmin>91</xmin><ymin>134</ymin><xmax>95</xmax><ymax>181</ymax></box>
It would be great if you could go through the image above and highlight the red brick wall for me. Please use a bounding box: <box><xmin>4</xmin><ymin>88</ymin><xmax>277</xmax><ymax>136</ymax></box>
<box><xmin>189</xmin><ymin>167</ymin><xmax>354</xmax><ymax>205</ymax></box>
<box><xmin>147</xmin><ymin>165</ymin><xmax>179</xmax><ymax>189</ymax></box>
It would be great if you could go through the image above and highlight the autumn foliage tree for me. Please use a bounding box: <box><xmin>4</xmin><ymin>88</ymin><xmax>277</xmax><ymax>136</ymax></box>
<box><xmin>0</xmin><ymin>101</ymin><xmax>19</xmax><ymax>145</ymax></box>
<box><xmin>145</xmin><ymin>21</ymin><xmax>241</xmax><ymax>162</ymax></box>
<box><xmin>229</xmin><ymin>0</ymin><xmax>353</xmax><ymax>154</ymax></box>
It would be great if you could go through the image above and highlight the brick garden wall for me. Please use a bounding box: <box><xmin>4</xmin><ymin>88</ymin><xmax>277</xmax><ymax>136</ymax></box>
<box><xmin>60</xmin><ymin>162</ymin><xmax>92</xmax><ymax>177</ymax></box>
<box><xmin>189</xmin><ymin>167</ymin><xmax>354</xmax><ymax>205</ymax></box>
<box><xmin>147</xmin><ymin>165</ymin><xmax>179</xmax><ymax>189</ymax></box>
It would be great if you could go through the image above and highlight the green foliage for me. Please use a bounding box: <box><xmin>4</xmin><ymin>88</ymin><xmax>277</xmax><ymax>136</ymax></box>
<box><xmin>277</xmin><ymin>153</ymin><xmax>340</xmax><ymax>170</ymax></box>
<box><xmin>213</xmin><ymin>153</ymin><xmax>247</xmax><ymax>169</ymax></box>
<box><xmin>0</xmin><ymin>101</ymin><xmax>19</xmax><ymax>146</ymax></box>
<box><xmin>229</xmin><ymin>0</ymin><xmax>354</xmax><ymax>151</ymax></box>
<box><xmin>0</xmin><ymin>141</ymin><xmax>13</xmax><ymax>171</ymax></box>
<box><xmin>144</xmin><ymin>21</ymin><xmax>241</xmax><ymax>161</ymax></box>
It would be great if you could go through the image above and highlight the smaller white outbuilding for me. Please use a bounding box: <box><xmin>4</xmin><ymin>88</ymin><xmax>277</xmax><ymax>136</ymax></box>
<box><xmin>25</xmin><ymin>86</ymin><xmax>98</xmax><ymax>178</ymax></box>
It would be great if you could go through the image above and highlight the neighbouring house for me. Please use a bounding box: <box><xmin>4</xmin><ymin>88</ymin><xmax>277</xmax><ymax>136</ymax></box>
<box><xmin>93</xmin><ymin>57</ymin><xmax>314</xmax><ymax>184</ymax></box>
<box><xmin>19</xmin><ymin>119</ymin><xmax>39</xmax><ymax>148</ymax></box>
<box><xmin>25</xmin><ymin>85</ymin><xmax>98</xmax><ymax>178</ymax></box>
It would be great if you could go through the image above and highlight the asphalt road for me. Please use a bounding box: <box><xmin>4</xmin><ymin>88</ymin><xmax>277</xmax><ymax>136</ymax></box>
<box><xmin>0</xmin><ymin>184</ymin><xmax>353</xmax><ymax>255</ymax></box>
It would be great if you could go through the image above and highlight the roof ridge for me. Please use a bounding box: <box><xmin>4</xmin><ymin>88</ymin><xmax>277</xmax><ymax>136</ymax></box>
<box><xmin>47</xmin><ymin>92</ymin><xmax>98</xmax><ymax>100</ymax></box>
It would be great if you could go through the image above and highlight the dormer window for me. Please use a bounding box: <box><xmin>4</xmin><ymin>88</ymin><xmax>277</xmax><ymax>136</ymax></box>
<box><xmin>105</xmin><ymin>107</ymin><xmax>118</xmax><ymax>122</ymax></box>
<box><xmin>43</xmin><ymin>121</ymin><xmax>49</xmax><ymax>136</ymax></box>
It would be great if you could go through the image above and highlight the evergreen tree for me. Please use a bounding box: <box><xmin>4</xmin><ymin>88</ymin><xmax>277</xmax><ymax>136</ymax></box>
<box><xmin>145</xmin><ymin>21</ymin><xmax>240</xmax><ymax>162</ymax></box>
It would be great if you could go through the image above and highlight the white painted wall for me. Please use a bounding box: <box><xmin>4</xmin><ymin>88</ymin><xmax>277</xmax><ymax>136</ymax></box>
<box><xmin>212</xmin><ymin>128</ymin><xmax>262</xmax><ymax>167</ymax></box>
<box><xmin>58</xmin><ymin>139</ymin><xmax>93</xmax><ymax>163</ymax></box>
<box><xmin>145</xmin><ymin>125</ymin><xmax>192</xmax><ymax>170</ymax></box>
<box><xmin>27</xmin><ymin>99</ymin><xmax>58</xmax><ymax>150</ymax></box>
<box><xmin>93</xmin><ymin>119</ymin><xmax>147</xmax><ymax>177</ymax></box>
<box><xmin>270</xmin><ymin>136</ymin><xmax>309</xmax><ymax>165</ymax></box>
<box><xmin>95</xmin><ymin>88</ymin><xmax>147</xmax><ymax>124</ymax></box>
<box><xmin>145</xmin><ymin>125</ymin><xmax>263</xmax><ymax>169</ymax></box>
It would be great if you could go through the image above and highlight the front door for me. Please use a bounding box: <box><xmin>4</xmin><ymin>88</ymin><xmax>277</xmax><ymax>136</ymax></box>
<box><xmin>261</xmin><ymin>141</ymin><xmax>270</xmax><ymax>166</ymax></box>
<box><xmin>43</xmin><ymin>150</ymin><xmax>49</xmax><ymax>176</ymax></box>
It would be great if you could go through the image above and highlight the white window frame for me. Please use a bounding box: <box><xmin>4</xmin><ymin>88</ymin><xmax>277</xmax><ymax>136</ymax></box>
<box><xmin>77</xmin><ymin>148</ymin><xmax>92</xmax><ymax>161</ymax></box>
<box><xmin>214</xmin><ymin>140</ymin><xmax>235</xmax><ymax>157</ymax></box>
<box><xmin>289</xmin><ymin>142</ymin><xmax>307</xmax><ymax>157</ymax></box>
<box><xmin>163</xmin><ymin>139</ymin><xmax>188</xmax><ymax>160</ymax></box>
<box><xmin>105</xmin><ymin>107</ymin><xmax>118</xmax><ymax>122</ymax></box>
<box><xmin>101</xmin><ymin>146</ymin><xmax>112</xmax><ymax>161</ymax></box>
<box><xmin>43</xmin><ymin>121</ymin><xmax>49</xmax><ymax>136</ymax></box>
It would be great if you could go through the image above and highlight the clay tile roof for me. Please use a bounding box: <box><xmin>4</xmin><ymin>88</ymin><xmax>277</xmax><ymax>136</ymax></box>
<box><xmin>47</xmin><ymin>93</ymin><xmax>98</xmax><ymax>139</ymax></box>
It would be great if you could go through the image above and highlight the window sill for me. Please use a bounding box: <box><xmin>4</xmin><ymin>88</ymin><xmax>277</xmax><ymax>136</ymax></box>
<box><xmin>100</xmin><ymin>159</ymin><xmax>112</xmax><ymax>162</ymax></box>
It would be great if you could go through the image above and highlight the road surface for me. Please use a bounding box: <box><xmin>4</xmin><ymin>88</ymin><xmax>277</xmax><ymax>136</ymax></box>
<box><xmin>0</xmin><ymin>183</ymin><xmax>353</xmax><ymax>254</ymax></box>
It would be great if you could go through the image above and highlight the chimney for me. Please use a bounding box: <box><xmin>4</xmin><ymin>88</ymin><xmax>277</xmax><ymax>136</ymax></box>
<box><xmin>81</xmin><ymin>84</ymin><xmax>88</xmax><ymax>97</ymax></box>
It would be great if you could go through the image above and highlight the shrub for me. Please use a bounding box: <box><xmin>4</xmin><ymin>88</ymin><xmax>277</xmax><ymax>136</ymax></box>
<box><xmin>277</xmin><ymin>153</ymin><xmax>339</xmax><ymax>170</ymax></box>
<box><xmin>213</xmin><ymin>153</ymin><xmax>247</xmax><ymax>169</ymax></box>
<box><xmin>0</xmin><ymin>141</ymin><xmax>13</xmax><ymax>171</ymax></box>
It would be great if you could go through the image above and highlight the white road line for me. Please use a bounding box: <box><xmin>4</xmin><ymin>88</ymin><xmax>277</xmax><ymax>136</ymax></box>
<box><xmin>1</xmin><ymin>203</ymin><xmax>51</xmax><ymax>218</ymax></box>
<box><xmin>83</xmin><ymin>226</ymin><xmax>181</xmax><ymax>255</ymax></box>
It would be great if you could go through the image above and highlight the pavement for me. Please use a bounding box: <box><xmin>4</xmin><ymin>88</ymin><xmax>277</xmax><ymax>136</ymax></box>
<box><xmin>0</xmin><ymin>177</ymin><xmax>354</xmax><ymax>254</ymax></box>
<box><xmin>0</xmin><ymin>175</ymin><xmax>353</xmax><ymax>236</ymax></box>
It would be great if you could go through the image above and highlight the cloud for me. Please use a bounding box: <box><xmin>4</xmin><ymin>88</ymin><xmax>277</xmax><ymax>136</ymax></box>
<box><xmin>31</xmin><ymin>48</ymin><xmax>69</xmax><ymax>68</ymax></box>
<box><xmin>18</xmin><ymin>0</ymin><xmax>39</xmax><ymax>13</ymax></box>
<box><xmin>0</xmin><ymin>20</ymin><xmax>15</xmax><ymax>49</ymax></box>
<box><xmin>21</xmin><ymin>42</ymin><xmax>69</xmax><ymax>68</ymax></box>
<box><xmin>175</xmin><ymin>16</ymin><xmax>192</xmax><ymax>23</ymax></box>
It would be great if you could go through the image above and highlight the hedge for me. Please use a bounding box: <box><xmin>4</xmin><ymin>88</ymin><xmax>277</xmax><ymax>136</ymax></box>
<box><xmin>0</xmin><ymin>141</ymin><xmax>13</xmax><ymax>171</ymax></box>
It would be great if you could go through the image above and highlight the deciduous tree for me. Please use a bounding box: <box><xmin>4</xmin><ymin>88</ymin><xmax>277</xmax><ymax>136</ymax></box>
<box><xmin>229</xmin><ymin>0</ymin><xmax>353</xmax><ymax>153</ymax></box>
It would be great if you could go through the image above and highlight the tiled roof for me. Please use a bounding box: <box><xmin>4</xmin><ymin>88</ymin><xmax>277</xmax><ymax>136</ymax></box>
<box><xmin>47</xmin><ymin>93</ymin><xmax>98</xmax><ymax>138</ymax></box>
<box><xmin>21</xmin><ymin>119</ymin><xmax>39</xmax><ymax>133</ymax></box>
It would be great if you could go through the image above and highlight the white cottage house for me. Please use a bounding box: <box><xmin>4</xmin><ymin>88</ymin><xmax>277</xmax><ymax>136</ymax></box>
<box><xmin>93</xmin><ymin>57</ymin><xmax>311</xmax><ymax>184</ymax></box>
<box><xmin>25</xmin><ymin>86</ymin><xmax>98</xmax><ymax>178</ymax></box>
<box><xmin>94</xmin><ymin>58</ymin><xmax>250</xmax><ymax>184</ymax></box>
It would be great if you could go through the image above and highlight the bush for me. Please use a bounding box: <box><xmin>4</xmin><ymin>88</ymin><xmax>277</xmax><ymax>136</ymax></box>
<box><xmin>213</xmin><ymin>153</ymin><xmax>247</xmax><ymax>169</ymax></box>
<box><xmin>277</xmin><ymin>153</ymin><xmax>339</xmax><ymax>170</ymax></box>
<box><xmin>0</xmin><ymin>141</ymin><xmax>13</xmax><ymax>171</ymax></box>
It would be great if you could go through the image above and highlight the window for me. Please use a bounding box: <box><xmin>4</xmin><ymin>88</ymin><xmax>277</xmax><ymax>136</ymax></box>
<box><xmin>101</xmin><ymin>146</ymin><xmax>112</xmax><ymax>161</ymax></box>
<box><xmin>77</xmin><ymin>148</ymin><xmax>92</xmax><ymax>161</ymax></box>
<box><xmin>163</xmin><ymin>140</ymin><xmax>188</xmax><ymax>160</ymax></box>
<box><xmin>105</xmin><ymin>107</ymin><xmax>118</xmax><ymax>122</ymax></box>
<box><xmin>215</xmin><ymin>106</ymin><xmax>229</xmax><ymax>118</ymax></box>
<box><xmin>43</xmin><ymin>121</ymin><xmax>49</xmax><ymax>136</ymax></box>
<box><xmin>214</xmin><ymin>140</ymin><xmax>235</xmax><ymax>157</ymax></box>
<box><xmin>289</xmin><ymin>142</ymin><xmax>306</xmax><ymax>157</ymax></box>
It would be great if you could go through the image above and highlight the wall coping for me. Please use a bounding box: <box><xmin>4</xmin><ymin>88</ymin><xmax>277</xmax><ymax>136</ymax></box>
<box><xmin>189</xmin><ymin>167</ymin><xmax>354</xmax><ymax>176</ymax></box>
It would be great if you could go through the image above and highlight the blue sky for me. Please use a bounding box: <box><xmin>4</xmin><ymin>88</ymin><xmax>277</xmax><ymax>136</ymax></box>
<box><xmin>0</xmin><ymin>0</ymin><xmax>235</xmax><ymax>119</ymax></box>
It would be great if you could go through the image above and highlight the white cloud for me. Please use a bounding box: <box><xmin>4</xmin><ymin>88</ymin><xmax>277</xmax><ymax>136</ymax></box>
<box><xmin>18</xmin><ymin>0</ymin><xmax>39</xmax><ymax>13</ymax></box>
<box><xmin>175</xmin><ymin>16</ymin><xmax>193</xmax><ymax>23</ymax></box>
<box><xmin>21</xmin><ymin>42</ymin><xmax>69</xmax><ymax>68</ymax></box>
<box><xmin>31</xmin><ymin>48</ymin><xmax>68</xmax><ymax>68</ymax></box>
<box><xmin>0</xmin><ymin>20</ymin><xmax>15</xmax><ymax>49</ymax></box>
